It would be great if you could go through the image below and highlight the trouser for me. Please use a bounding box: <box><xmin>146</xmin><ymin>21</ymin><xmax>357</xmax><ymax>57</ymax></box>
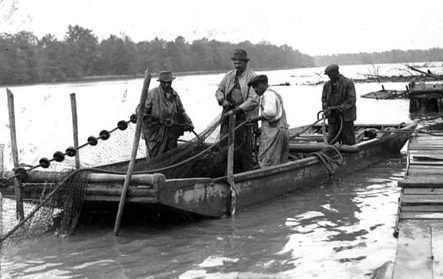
<box><xmin>145</xmin><ymin>136</ymin><xmax>178</xmax><ymax>159</ymax></box>
<box><xmin>327</xmin><ymin>120</ymin><xmax>355</xmax><ymax>145</ymax></box>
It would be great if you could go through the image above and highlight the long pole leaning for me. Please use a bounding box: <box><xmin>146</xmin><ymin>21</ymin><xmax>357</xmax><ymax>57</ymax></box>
<box><xmin>70</xmin><ymin>93</ymin><xmax>80</xmax><ymax>169</ymax></box>
<box><xmin>114</xmin><ymin>69</ymin><xmax>151</xmax><ymax>235</ymax></box>
<box><xmin>6</xmin><ymin>89</ymin><xmax>24</xmax><ymax>220</ymax></box>
<box><xmin>227</xmin><ymin>114</ymin><xmax>237</xmax><ymax>216</ymax></box>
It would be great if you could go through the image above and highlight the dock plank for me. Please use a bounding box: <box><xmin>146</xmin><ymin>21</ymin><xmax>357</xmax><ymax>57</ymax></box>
<box><xmin>401</xmin><ymin>194</ymin><xmax>443</xmax><ymax>204</ymax></box>
<box><xmin>401</xmin><ymin>205</ymin><xmax>443</xmax><ymax>212</ymax></box>
<box><xmin>393</xmin><ymin>221</ymin><xmax>433</xmax><ymax>279</ymax></box>
<box><xmin>403</xmin><ymin>188</ymin><xmax>443</xmax><ymax>195</ymax></box>
<box><xmin>400</xmin><ymin>212</ymin><xmax>443</xmax><ymax>219</ymax></box>
<box><xmin>399</xmin><ymin>177</ymin><xmax>443</xmax><ymax>187</ymax></box>
<box><xmin>432</xmin><ymin>225</ymin><xmax>443</xmax><ymax>278</ymax></box>
<box><xmin>409</xmin><ymin>161</ymin><xmax>443</xmax><ymax>166</ymax></box>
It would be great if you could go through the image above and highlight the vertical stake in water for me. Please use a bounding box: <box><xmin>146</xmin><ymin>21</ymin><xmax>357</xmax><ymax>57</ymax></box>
<box><xmin>114</xmin><ymin>69</ymin><xmax>151</xmax><ymax>236</ymax></box>
<box><xmin>0</xmin><ymin>144</ymin><xmax>4</xmax><ymax>239</ymax></box>
<box><xmin>70</xmin><ymin>93</ymin><xmax>80</xmax><ymax>169</ymax></box>
<box><xmin>6</xmin><ymin>89</ymin><xmax>24</xmax><ymax>220</ymax></box>
<box><xmin>227</xmin><ymin>114</ymin><xmax>236</xmax><ymax>216</ymax></box>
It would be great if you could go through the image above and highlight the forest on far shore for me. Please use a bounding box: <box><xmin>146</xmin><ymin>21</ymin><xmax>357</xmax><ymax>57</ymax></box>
<box><xmin>315</xmin><ymin>48</ymin><xmax>443</xmax><ymax>66</ymax></box>
<box><xmin>0</xmin><ymin>25</ymin><xmax>314</xmax><ymax>85</ymax></box>
<box><xmin>1</xmin><ymin>24</ymin><xmax>442</xmax><ymax>86</ymax></box>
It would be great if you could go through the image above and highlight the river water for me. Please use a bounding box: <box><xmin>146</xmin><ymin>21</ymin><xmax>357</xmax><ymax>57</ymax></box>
<box><xmin>0</xmin><ymin>62</ymin><xmax>441</xmax><ymax>278</ymax></box>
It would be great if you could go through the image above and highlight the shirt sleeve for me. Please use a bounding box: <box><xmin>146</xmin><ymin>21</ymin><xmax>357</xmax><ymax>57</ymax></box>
<box><xmin>261</xmin><ymin>90</ymin><xmax>278</xmax><ymax>120</ymax></box>
<box><xmin>215</xmin><ymin>73</ymin><xmax>228</xmax><ymax>105</ymax></box>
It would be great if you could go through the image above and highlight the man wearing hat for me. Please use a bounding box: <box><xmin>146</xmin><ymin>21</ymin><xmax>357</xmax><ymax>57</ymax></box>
<box><xmin>321</xmin><ymin>64</ymin><xmax>357</xmax><ymax>145</ymax></box>
<box><xmin>215</xmin><ymin>48</ymin><xmax>259</xmax><ymax>171</ymax></box>
<box><xmin>140</xmin><ymin>70</ymin><xmax>194</xmax><ymax>158</ymax></box>
<box><xmin>248</xmin><ymin>75</ymin><xmax>289</xmax><ymax>167</ymax></box>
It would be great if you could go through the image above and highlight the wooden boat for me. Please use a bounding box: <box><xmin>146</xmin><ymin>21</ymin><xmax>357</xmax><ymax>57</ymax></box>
<box><xmin>0</xmin><ymin>122</ymin><xmax>416</xmax><ymax>218</ymax></box>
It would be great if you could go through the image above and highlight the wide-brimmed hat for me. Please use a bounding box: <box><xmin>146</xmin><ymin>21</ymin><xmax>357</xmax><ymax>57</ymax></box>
<box><xmin>247</xmin><ymin>75</ymin><xmax>268</xmax><ymax>87</ymax></box>
<box><xmin>157</xmin><ymin>71</ymin><xmax>176</xmax><ymax>82</ymax></box>
<box><xmin>324</xmin><ymin>64</ymin><xmax>339</xmax><ymax>74</ymax></box>
<box><xmin>231</xmin><ymin>48</ymin><xmax>249</xmax><ymax>61</ymax></box>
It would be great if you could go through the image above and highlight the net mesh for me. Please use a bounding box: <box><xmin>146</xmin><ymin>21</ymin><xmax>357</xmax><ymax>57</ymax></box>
<box><xmin>1</xmin><ymin>113</ymin><xmax>226</xmax><ymax>242</ymax></box>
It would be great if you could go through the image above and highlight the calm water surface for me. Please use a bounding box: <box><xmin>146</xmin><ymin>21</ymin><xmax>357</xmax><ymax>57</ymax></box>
<box><xmin>0</xmin><ymin>62</ymin><xmax>440</xmax><ymax>278</ymax></box>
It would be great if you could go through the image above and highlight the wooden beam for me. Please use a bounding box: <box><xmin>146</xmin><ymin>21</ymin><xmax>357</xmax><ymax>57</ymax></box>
<box><xmin>393</xmin><ymin>221</ymin><xmax>433</xmax><ymax>279</ymax></box>
<box><xmin>401</xmin><ymin>205</ymin><xmax>443</xmax><ymax>212</ymax></box>
<box><xmin>399</xmin><ymin>177</ymin><xmax>443</xmax><ymax>187</ymax></box>
<box><xmin>400</xmin><ymin>212</ymin><xmax>443</xmax><ymax>220</ymax></box>
<box><xmin>432</xmin><ymin>225</ymin><xmax>443</xmax><ymax>278</ymax></box>
<box><xmin>6</xmin><ymin>89</ymin><xmax>24</xmax><ymax>220</ymax></box>
<box><xmin>70</xmin><ymin>93</ymin><xmax>80</xmax><ymax>169</ymax></box>
<box><xmin>401</xmin><ymin>195</ymin><xmax>443</xmax><ymax>204</ymax></box>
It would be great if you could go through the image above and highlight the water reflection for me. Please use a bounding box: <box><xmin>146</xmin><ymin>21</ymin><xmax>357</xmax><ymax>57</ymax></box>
<box><xmin>1</xmin><ymin>157</ymin><xmax>404</xmax><ymax>278</ymax></box>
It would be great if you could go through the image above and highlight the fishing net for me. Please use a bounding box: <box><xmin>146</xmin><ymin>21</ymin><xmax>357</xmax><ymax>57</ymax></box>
<box><xmin>1</xmin><ymin>112</ymin><xmax>230</xmax><ymax>242</ymax></box>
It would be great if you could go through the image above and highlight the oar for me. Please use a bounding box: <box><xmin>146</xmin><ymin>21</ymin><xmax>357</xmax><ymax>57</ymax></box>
<box><xmin>114</xmin><ymin>69</ymin><xmax>151</xmax><ymax>236</ymax></box>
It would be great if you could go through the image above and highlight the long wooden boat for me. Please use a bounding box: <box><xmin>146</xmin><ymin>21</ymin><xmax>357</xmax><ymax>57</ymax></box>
<box><xmin>0</xmin><ymin>122</ymin><xmax>416</xmax><ymax>218</ymax></box>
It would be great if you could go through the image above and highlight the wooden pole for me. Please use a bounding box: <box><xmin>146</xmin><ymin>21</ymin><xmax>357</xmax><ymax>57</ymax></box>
<box><xmin>227</xmin><ymin>114</ymin><xmax>236</xmax><ymax>215</ymax></box>
<box><xmin>6</xmin><ymin>89</ymin><xmax>24</xmax><ymax>220</ymax></box>
<box><xmin>114</xmin><ymin>69</ymin><xmax>151</xmax><ymax>235</ymax></box>
<box><xmin>70</xmin><ymin>93</ymin><xmax>80</xmax><ymax>169</ymax></box>
<box><xmin>0</xmin><ymin>144</ymin><xmax>4</xmax><ymax>239</ymax></box>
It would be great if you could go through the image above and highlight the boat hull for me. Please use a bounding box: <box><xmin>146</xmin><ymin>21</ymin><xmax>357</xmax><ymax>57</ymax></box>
<box><xmin>1</xmin><ymin>123</ymin><xmax>416</xmax><ymax>218</ymax></box>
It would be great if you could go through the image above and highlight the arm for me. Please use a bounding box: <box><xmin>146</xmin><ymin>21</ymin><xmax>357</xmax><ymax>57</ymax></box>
<box><xmin>215</xmin><ymin>74</ymin><xmax>228</xmax><ymax>105</ymax></box>
<box><xmin>321</xmin><ymin>83</ymin><xmax>329</xmax><ymax>111</ymax></box>
<box><xmin>336</xmin><ymin>80</ymin><xmax>356</xmax><ymax>112</ymax></box>
<box><xmin>238</xmin><ymin>86</ymin><xmax>259</xmax><ymax>112</ymax></box>
<box><xmin>261</xmin><ymin>91</ymin><xmax>278</xmax><ymax>120</ymax></box>
<box><xmin>176</xmin><ymin>95</ymin><xmax>194</xmax><ymax>129</ymax></box>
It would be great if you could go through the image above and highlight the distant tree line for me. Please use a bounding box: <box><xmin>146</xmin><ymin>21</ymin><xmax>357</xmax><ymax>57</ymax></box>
<box><xmin>314</xmin><ymin>48</ymin><xmax>443</xmax><ymax>66</ymax></box>
<box><xmin>0</xmin><ymin>25</ymin><xmax>314</xmax><ymax>85</ymax></box>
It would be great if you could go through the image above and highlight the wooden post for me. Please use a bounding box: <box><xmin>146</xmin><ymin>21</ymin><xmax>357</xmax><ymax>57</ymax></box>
<box><xmin>114</xmin><ymin>70</ymin><xmax>151</xmax><ymax>235</ymax></box>
<box><xmin>6</xmin><ymin>89</ymin><xmax>24</xmax><ymax>220</ymax></box>
<box><xmin>0</xmin><ymin>144</ymin><xmax>4</xmax><ymax>238</ymax></box>
<box><xmin>227</xmin><ymin>114</ymin><xmax>236</xmax><ymax>215</ymax></box>
<box><xmin>70</xmin><ymin>93</ymin><xmax>80</xmax><ymax>169</ymax></box>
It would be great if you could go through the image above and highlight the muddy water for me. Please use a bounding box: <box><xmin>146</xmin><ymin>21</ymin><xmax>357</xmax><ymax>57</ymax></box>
<box><xmin>0</xmin><ymin>62</ymin><xmax>440</xmax><ymax>278</ymax></box>
<box><xmin>1</xmin><ymin>157</ymin><xmax>405</xmax><ymax>278</ymax></box>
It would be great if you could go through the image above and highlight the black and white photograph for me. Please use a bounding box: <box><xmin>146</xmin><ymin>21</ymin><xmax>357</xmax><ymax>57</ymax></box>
<box><xmin>0</xmin><ymin>0</ymin><xmax>443</xmax><ymax>278</ymax></box>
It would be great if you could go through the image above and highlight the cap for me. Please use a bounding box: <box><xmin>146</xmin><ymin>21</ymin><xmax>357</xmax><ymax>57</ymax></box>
<box><xmin>324</xmin><ymin>64</ymin><xmax>339</xmax><ymax>74</ymax></box>
<box><xmin>247</xmin><ymin>75</ymin><xmax>268</xmax><ymax>87</ymax></box>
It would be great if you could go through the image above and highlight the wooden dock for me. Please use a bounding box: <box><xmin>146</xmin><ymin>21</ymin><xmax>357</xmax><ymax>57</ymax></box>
<box><xmin>392</xmin><ymin>129</ymin><xmax>443</xmax><ymax>278</ymax></box>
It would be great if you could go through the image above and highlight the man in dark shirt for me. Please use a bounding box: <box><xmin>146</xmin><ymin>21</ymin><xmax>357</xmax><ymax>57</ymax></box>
<box><xmin>321</xmin><ymin>64</ymin><xmax>357</xmax><ymax>145</ymax></box>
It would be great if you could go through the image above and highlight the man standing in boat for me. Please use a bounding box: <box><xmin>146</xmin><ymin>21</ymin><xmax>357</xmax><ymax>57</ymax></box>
<box><xmin>248</xmin><ymin>75</ymin><xmax>289</xmax><ymax>167</ymax></box>
<box><xmin>216</xmin><ymin>48</ymin><xmax>259</xmax><ymax>171</ymax></box>
<box><xmin>140</xmin><ymin>70</ymin><xmax>194</xmax><ymax>159</ymax></box>
<box><xmin>321</xmin><ymin>64</ymin><xmax>357</xmax><ymax>145</ymax></box>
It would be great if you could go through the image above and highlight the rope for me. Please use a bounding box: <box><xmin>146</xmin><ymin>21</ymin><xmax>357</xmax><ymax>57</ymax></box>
<box><xmin>310</xmin><ymin>145</ymin><xmax>343</xmax><ymax>185</ymax></box>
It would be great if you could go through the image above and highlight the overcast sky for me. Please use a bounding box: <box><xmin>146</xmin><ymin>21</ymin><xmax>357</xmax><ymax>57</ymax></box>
<box><xmin>1</xmin><ymin>0</ymin><xmax>442</xmax><ymax>56</ymax></box>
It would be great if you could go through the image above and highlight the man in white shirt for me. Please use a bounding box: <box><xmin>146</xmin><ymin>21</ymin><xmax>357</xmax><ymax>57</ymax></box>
<box><xmin>248</xmin><ymin>75</ymin><xmax>289</xmax><ymax>167</ymax></box>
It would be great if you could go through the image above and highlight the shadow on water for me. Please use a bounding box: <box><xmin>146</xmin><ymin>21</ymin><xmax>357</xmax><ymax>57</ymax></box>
<box><xmin>1</xmin><ymin>156</ymin><xmax>406</xmax><ymax>279</ymax></box>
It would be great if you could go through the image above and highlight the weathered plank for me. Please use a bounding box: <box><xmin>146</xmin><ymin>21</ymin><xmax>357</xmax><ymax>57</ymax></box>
<box><xmin>401</xmin><ymin>194</ymin><xmax>443</xmax><ymax>204</ymax></box>
<box><xmin>409</xmin><ymin>160</ymin><xmax>443</xmax><ymax>166</ymax></box>
<box><xmin>407</xmin><ymin>168</ymin><xmax>443</xmax><ymax>175</ymax></box>
<box><xmin>401</xmin><ymin>205</ymin><xmax>443</xmax><ymax>212</ymax></box>
<box><xmin>432</xmin><ymin>225</ymin><xmax>443</xmax><ymax>278</ymax></box>
<box><xmin>412</xmin><ymin>155</ymin><xmax>443</xmax><ymax>161</ymax></box>
<box><xmin>399</xmin><ymin>177</ymin><xmax>443</xmax><ymax>187</ymax></box>
<box><xmin>403</xmin><ymin>188</ymin><xmax>443</xmax><ymax>195</ymax></box>
<box><xmin>400</xmin><ymin>212</ymin><xmax>443</xmax><ymax>220</ymax></box>
<box><xmin>393</xmin><ymin>221</ymin><xmax>433</xmax><ymax>279</ymax></box>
